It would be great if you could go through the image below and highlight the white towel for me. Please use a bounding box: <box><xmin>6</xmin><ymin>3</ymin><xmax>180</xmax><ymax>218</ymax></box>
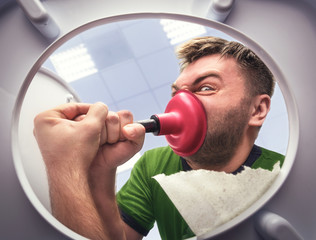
<box><xmin>153</xmin><ymin>163</ymin><xmax>280</xmax><ymax>236</ymax></box>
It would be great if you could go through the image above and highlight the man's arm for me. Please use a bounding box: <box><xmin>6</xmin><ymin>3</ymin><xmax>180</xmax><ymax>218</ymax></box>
<box><xmin>46</xmin><ymin>162</ymin><xmax>106</xmax><ymax>239</ymax></box>
<box><xmin>88</xmin><ymin>166</ymin><xmax>143</xmax><ymax>240</ymax></box>
<box><xmin>33</xmin><ymin>102</ymin><xmax>145</xmax><ymax>240</ymax></box>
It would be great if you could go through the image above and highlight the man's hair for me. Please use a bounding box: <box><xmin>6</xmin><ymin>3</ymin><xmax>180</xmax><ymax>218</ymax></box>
<box><xmin>176</xmin><ymin>36</ymin><xmax>275</xmax><ymax>97</ymax></box>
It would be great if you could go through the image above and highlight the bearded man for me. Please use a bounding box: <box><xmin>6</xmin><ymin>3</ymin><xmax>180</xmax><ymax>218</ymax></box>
<box><xmin>33</xmin><ymin>36</ymin><xmax>284</xmax><ymax>240</ymax></box>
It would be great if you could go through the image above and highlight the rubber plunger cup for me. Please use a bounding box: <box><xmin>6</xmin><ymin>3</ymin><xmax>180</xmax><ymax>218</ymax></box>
<box><xmin>139</xmin><ymin>90</ymin><xmax>207</xmax><ymax>157</ymax></box>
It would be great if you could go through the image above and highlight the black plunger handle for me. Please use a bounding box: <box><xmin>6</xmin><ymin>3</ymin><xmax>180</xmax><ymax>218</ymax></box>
<box><xmin>136</xmin><ymin>115</ymin><xmax>160</xmax><ymax>136</ymax></box>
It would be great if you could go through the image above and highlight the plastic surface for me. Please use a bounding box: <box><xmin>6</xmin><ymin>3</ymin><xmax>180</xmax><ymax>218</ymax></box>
<box><xmin>155</xmin><ymin>90</ymin><xmax>207</xmax><ymax>157</ymax></box>
<box><xmin>4</xmin><ymin>2</ymin><xmax>314</xmax><ymax>239</ymax></box>
<box><xmin>207</xmin><ymin>0</ymin><xmax>235</xmax><ymax>22</ymax></box>
<box><xmin>17</xmin><ymin>0</ymin><xmax>60</xmax><ymax>39</ymax></box>
<box><xmin>211</xmin><ymin>0</ymin><xmax>234</xmax><ymax>12</ymax></box>
<box><xmin>255</xmin><ymin>211</ymin><xmax>303</xmax><ymax>240</ymax></box>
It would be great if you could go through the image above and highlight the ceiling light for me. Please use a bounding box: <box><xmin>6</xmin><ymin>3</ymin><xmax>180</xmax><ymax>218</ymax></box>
<box><xmin>49</xmin><ymin>44</ymin><xmax>97</xmax><ymax>82</ymax></box>
<box><xmin>160</xmin><ymin>19</ymin><xmax>207</xmax><ymax>45</ymax></box>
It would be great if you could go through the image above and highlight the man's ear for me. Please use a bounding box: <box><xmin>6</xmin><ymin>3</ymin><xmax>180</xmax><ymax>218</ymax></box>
<box><xmin>248</xmin><ymin>94</ymin><xmax>271</xmax><ymax>127</ymax></box>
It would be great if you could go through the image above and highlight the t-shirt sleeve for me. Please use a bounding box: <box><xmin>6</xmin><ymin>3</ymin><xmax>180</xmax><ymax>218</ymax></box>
<box><xmin>116</xmin><ymin>152</ymin><xmax>155</xmax><ymax>236</ymax></box>
<box><xmin>252</xmin><ymin>147</ymin><xmax>285</xmax><ymax>170</ymax></box>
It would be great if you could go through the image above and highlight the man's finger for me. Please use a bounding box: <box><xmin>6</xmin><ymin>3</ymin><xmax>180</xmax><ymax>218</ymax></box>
<box><xmin>84</xmin><ymin>102</ymin><xmax>108</xmax><ymax>126</ymax></box>
<box><xmin>117</xmin><ymin>110</ymin><xmax>133</xmax><ymax>141</ymax></box>
<box><xmin>105</xmin><ymin>111</ymin><xmax>120</xmax><ymax>144</ymax></box>
<box><xmin>122</xmin><ymin>123</ymin><xmax>145</xmax><ymax>147</ymax></box>
<box><xmin>55</xmin><ymin>103</ymin><xmax>92</xmax><ymax>120</ymax></box>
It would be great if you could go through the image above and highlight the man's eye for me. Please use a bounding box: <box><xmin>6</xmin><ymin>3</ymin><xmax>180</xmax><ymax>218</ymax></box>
<box><xmin>200</xmin><ymin>86</ymin><xmax>214</xmax><ymax>91</ymax></box>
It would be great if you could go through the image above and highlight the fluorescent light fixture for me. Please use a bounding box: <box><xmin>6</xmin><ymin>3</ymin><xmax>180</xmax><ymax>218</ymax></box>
<box><xmin>50</xmin><ymin>44</ymin><xmax>98</xmax><ymax>82</ymax></box>
<box><xmin>160</xmin><ymin>19</ymin><xmax>207</xmax><ymax>45</ymax></box>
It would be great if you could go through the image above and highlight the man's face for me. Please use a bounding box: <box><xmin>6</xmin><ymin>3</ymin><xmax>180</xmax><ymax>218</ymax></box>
<box><xmin>172</xmin><ymin>54</ymin><xmax>252</xmax><ymax>167</ymax></box>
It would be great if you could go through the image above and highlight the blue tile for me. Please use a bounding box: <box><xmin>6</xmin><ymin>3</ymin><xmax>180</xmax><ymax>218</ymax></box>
<box><xmin>80</xmin><ymin>22</ymin><xmax>119</xmax><ymax>42</ymax></box>
<box><xmin>69</xmin><ymin>73</ymin><xmax>115</xmax><ymax>105</ymax></box>
<box><xmin>206</xmin><ymin>28</ymin><xmax>236</xmax><ymax>41</ymax></box>
<box><xmin>106</xmin><ymin>104</ymin><xmax>119</xmax><ymax>112</ymax></box>
<box><xmin>270</xmin><ymin>84</ymin><xmax>288</xmax><ymax>117</ymax></box>
<box><xmin>253</xmin><ymin>85</ymin><xmax>289</xmax><ymax>155</ymax></box>
<box><xmin>121</xmin><ymin>19</ymin><xmax>170</xmax><ymax>58</ymax></box>
<box><xmin>255</xmin><ymin>112</ymin><xmax>289</xmax><ymax>155</ymax></box>
<box><xmin>100</xmin><ymin>59</ymin><xmax>150</xmax><ymax>102</ymax></box>
<box><xmin>117</xmin><ymin>19</ymin><xmax>142</xmax><ymax>28</ymax></box>
<box><xmin>116</xmin><ymin>91</ymin><xmax>161</xmax><ymax>121</ymax></box>
<box><xmin>84</xmin><ymin>29</ymin><xmax>133</xmax><ymax>70</ymax></box>
<box><xmin>152</xmin><ymin>84</ymin><xmax>173</xmax><ymax>113</ymax></box>
<box><xmin>138</xmin><ymin>48</ymin><xmax>180</xmax><ymax>89</ymax></box>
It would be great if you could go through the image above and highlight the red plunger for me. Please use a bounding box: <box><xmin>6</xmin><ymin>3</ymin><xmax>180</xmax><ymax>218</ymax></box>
<box><xmin>137</xmin><ymin>90</ymin><xmax>207</xmax><ymax>157</ymax></box>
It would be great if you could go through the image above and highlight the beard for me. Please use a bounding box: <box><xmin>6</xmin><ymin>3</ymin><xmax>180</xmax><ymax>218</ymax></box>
<box><xmin>185</xmin><ymin>97</ymin><xmax>251</xmax><ymax>168</ymax></box>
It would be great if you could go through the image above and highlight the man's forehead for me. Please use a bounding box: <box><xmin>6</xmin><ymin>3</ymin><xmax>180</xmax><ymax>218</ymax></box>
<box><xmin>175</xmin><ymin>55</ymin><xmax>239</xmax><ymax>83</ymax></box>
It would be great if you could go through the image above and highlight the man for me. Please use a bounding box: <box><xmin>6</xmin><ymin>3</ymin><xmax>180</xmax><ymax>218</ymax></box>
<box><xmin>33</xmin><ymin>36</ymin><xmax>284</xmax><ymax>240</ymax></box>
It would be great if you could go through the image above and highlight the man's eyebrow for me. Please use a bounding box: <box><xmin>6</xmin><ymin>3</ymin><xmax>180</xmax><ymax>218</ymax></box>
<box><xmin>171</xmin><ymin>72</ymin><xmax>222</xmax><ymax>96</ymax></box>
<box><xmin>171</xmin><ymin>83</ymin><xmax>179</xmax><ymax>91</ymax></box>
<box><xmin>171</xmin><ymin>83</ymin><xmax>179</xmax><ymax>97</ymax></box>
<box><xmin>192</xmin><ymin>73</ymin><xmax>222</xmax><ymax>86</ymax></box>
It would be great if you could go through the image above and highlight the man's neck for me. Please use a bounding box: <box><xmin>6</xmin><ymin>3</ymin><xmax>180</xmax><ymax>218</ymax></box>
<box><xmin>185</xmin><ymin>139</ymin><xmax>254</xmax><ymax>173</ymax></box>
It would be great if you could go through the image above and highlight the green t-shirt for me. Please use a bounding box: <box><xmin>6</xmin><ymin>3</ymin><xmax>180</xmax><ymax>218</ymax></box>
<box><xmin>116</xmin><ymin>145</ymin><xmax>284</xmax><ymax>240</ymax></box>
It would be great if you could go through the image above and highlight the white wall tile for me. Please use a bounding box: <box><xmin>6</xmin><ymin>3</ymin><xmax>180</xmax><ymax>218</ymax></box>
<box><xmin>152</xmin><ymin>83</ymin><xmax>173</xmax><ymax>112</ymax></box>
<box><xmin>85</xmin><ymin>30</ymin><xmax>133</xmax><ymax>70</ymax></box>
<box><xmin>121</xmin><ymin>19</ymin><xmax>170</xmax><ymax>58</ymax></box>
<box><xmin>116</xmin><ymin>91</ymin><xmax>161</xmax><ymax>121</ymax></box>
<box><xmin>70</xmin><ymin>73</ymin><xmax>115</xmax><ymax>104</ymax></box>
<box><xmin>100</xmin><ymin>59</ymin><xmax>150</xmax><ymax>102</ymax></box>
<box><xmin>138</xmin><ymin>48</ymin><xmax>180</xmax><ymax>89</ymax></box>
